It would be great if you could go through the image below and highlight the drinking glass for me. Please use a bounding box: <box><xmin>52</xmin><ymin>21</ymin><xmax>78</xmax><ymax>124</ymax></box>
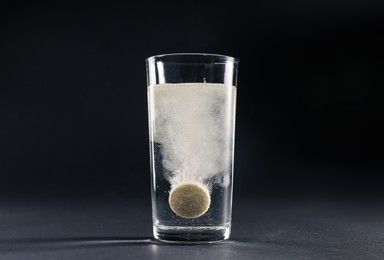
<box><xmin>146</xmin><ymin>53</ymin><xmax>238</xmax><ymax>243</ymax></box>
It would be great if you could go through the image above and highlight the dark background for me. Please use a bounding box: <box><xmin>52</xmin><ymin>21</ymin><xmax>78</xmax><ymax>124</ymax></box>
<box><xmin>0</xmin><ymin>0</ymin><xmax>383</xmax><ymax>201</ymax></box>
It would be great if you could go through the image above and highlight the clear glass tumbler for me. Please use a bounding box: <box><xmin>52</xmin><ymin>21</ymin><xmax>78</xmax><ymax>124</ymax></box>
<box><xmin>146</xmin><ymin>53</ymin><xmax>238</xmax><ymax>243</ymax></box>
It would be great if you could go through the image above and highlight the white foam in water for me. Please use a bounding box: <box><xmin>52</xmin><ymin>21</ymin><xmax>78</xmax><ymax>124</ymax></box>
<box><xmin>148</xmin><ymin>83</ymin><xmax>236</xmax><ymax>190</ymax></box>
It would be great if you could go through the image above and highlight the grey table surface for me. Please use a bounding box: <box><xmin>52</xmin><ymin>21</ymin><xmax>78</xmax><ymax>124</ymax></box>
<box><xmin>1</xmin><ymin>197</ymin><xmax>384</xmax><ymax>260</ymax></box>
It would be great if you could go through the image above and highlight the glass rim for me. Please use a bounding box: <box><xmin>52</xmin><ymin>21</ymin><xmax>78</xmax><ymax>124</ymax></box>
<box><xmin>146</xmin><ymin>53</ymin><xmax>239</xmax><ymax>64</ymax></box>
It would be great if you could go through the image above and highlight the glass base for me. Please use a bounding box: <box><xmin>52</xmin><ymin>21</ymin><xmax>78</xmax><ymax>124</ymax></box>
<box><xmin>153</xmin><ymin>224</ymin><xmax>231</xmax><ymax>244</ymax></box>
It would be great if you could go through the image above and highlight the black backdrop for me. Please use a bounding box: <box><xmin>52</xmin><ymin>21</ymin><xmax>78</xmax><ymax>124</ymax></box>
<box><xmin>0</xmin><ymin>1</ymin><xmax>383</xmax><ymax>201</ymax></box>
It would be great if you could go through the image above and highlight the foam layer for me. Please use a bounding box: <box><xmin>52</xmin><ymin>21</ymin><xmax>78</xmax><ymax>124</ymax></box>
<box><xmin>148</xmin><ymin>83</ymin><xmax>236</xmax><ymax>188</ymax></box>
